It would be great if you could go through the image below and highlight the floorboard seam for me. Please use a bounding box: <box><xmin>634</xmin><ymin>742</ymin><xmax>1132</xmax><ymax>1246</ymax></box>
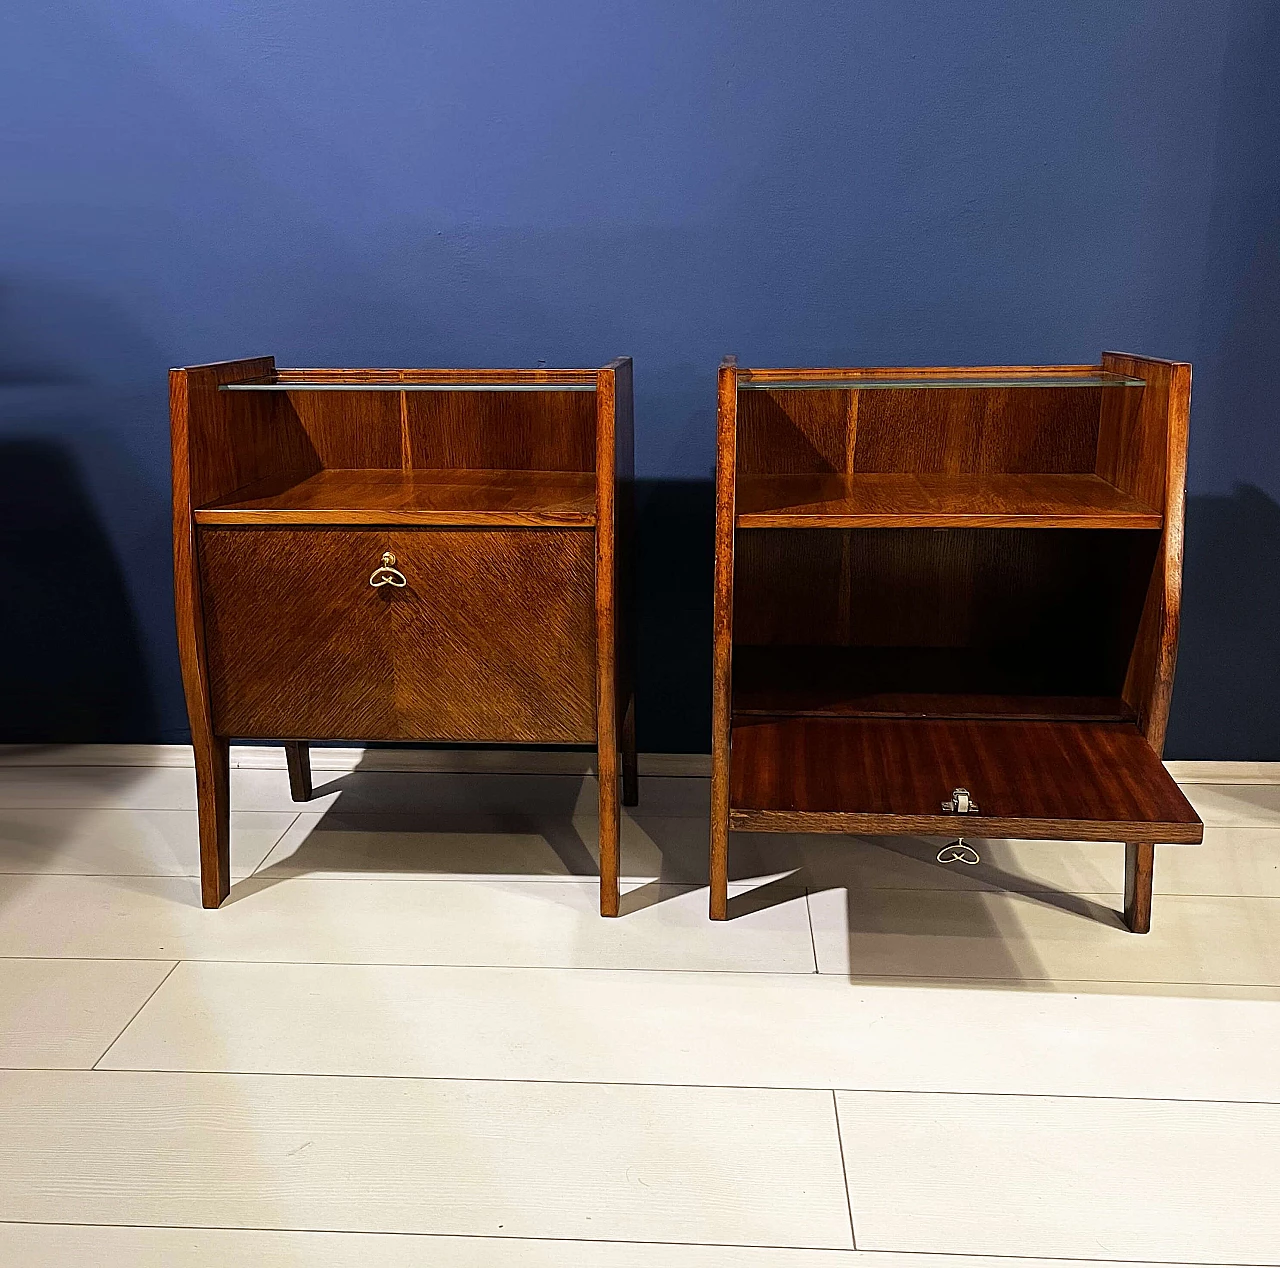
<box><xmin>90</xmin><ymin>961</ymin><xmax>181</xmax><ymax>1070</ymax></box>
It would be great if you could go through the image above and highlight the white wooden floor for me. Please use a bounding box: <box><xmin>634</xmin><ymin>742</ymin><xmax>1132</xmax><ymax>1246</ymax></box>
<box><xmin>1</xmin><ymin>745</ymin><xmax>1279</xmax><ymax>1266</ymax></box>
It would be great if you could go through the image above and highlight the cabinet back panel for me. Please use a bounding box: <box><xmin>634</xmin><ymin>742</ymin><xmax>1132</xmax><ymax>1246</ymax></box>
<box><xmin>283</xmin><ymin>391</ymin><xmax>402</xmax><ymax>469</ymax></box>
<box><xmin>738</xmin><ymin>389</ymin><xmax>850</xmax><ymax>474</ymax></box>
<box><xmin>406</xmin><ymin>390</ymin><xmax>596</xmax><ymax>471</ymax></box>
<box><xmin>734</xmin><ymin>527</ymin><xmax>1157</xmax><ymax>693</ymax></box>
<box><xmin>737</xmin><ymin>386</ymin><xmax>1102</xmax><ymax>476</ymax></box>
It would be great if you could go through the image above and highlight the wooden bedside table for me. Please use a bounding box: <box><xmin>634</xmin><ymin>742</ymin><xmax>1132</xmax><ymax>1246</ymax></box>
<box><xmin>710</xmin><ymin>353</ymin><xmax>1203</xmax><ymax>931</ymax></box>
<box><xmin>172</xmin><ymin>358</ymin><xmax>636</xmax><ymax>915</ymax></box>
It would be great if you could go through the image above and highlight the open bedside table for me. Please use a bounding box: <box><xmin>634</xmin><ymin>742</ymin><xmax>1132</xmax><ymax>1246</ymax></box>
<box><xmin>172</xmin><ymin>358</ymin><xmax>635</xmax><ymax>916</ymax></box>
<box><xmin>710</xmin><ymin>353</ymin><xmax>1203</xmax><ymax>931</ymax></box>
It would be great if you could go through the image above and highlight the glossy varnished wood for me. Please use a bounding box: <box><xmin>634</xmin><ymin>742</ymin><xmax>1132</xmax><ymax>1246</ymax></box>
<box><xmin>172</xmin><ymin>357</ymin><xmax>279</xmax><ymax>907</ymax></box>
<box><xmin>728</xmin><ymin>717</ymin><xmax>1203</xmax><ymax>845</ymax></box>
<box><xmin>734</xmin><ymin>472</ymin><xmax>1160</xmax><ymax>528</ymax></box>
<box><xmin>199</xmin><ymin>529</ymin><xmax>597</xmax><ymax>743</ymax></box>
<box><xmin>1100</xmin><ymin>353</ymin><xmax>1192</xmax><ymax>750</ymax></box>
<box><xmin>284</xmin><ymin>742</ymin><xmax>312</xmax><ymax>801</ymax></box>
<box><xmin>710</xmin><ymin>355</ymin><xmax>1200</xmax><ymax>928</ymax></box>
<box><xmin>173</xmin><ymin>358</ymin><xmax>632</xmax><ymax>914</ymax></box>
<box><xmin>709</xmin><ymin>358</ymin><xmax>738</xmax><ymax>920</ymax></box>
<box><xmin>1125</xmin><ymin>841</ymin><xmax>1156</xmax><ymax>934</ymax></box>
<box><xmin>195</xmin><ymin>468</ymin><xmax>597</xmax><ymax>526</ymax></box>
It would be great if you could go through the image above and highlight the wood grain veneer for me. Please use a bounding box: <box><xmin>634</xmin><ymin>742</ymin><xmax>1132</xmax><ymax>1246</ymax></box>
<box><xmin>195</xmin><ymin>469</ymin><xmax>597</xmax><ymax>527</ymax></box>
<box><xmin>172</xmin><ymin>358</ymin><xmax>634</xmax><ymax>915</ymax></box>
<box><xmin>735</xmin><ymin>472</ymin><xmax>1160</xmax><ymax>528</ymax></box>
<box><xmin>710</xmin><ymin>354</ymin><xmax>1200</xmax><ymax>934</ymax></box>
<box><xmin>728</xmin><ymin>716</ymin><xmax>1202</xmax><ymax>845</ymax></box>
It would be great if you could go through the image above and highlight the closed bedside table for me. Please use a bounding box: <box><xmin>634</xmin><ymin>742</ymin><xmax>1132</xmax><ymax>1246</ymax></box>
<box><xmin>172</xmin><ymin>358</ymin><xmax>636</xmax><ymax>915</ymax></box>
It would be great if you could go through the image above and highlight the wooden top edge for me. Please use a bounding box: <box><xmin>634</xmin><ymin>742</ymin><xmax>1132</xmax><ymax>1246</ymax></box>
<box><xmin>1101</xmin><ymin>351</ymin><xmax>1192</xmax><ymax>370</ymax></box>
<box><xmin>276</xmin><ymin>366</ymin><xmax>601</xmax><ymax>382</ymax></box>
<box><xmin>735</xmin><ymin>364</ymin><xmax>1102</xmax><ymax>381</ymax></box>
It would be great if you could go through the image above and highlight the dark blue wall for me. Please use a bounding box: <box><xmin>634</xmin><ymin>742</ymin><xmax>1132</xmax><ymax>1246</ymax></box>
<box><xmin>2</xmin><ymin>1</ymin><xmax>1277</xmax><ymax>755</ymax></box>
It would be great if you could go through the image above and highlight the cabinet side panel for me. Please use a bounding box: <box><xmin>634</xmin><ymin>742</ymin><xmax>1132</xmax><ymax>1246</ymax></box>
<box><xmin>182</xmin><ymin>361</ymin><xmax>321</xmax><ymax>507</ymax></box>
<box><xmin>1101</xmin><ymin>353</ymin><xmax>1192</xmax><ymax>750</ymax></box>
<box><xmin>405</xmin><ymin>391</ymin><xmax>595</xmax><ymax>470</ymax></box>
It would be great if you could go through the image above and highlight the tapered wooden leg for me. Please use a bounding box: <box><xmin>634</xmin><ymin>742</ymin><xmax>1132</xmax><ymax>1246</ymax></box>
<box><xmin>598</xmin><ymin>737</ymin><xmax>620</xmax><ymax>917</ymax></box>
<box><xmin>1124</xmin><ymin>842</ymin><xmax>1155</xmax><ymax>933</ymax></box>
<box><xmin>284</xmin><ymin>741</ymin><xmax>312</xmax><ymax>802</ymax></box>
<box><xmin>195</xmin><ymin>733</ymin><xmax>230</xmax><ymax>908</ymax></box>
<box><xmin>621</xmin><ymin>695</ymin><xmax>638</xmax><ymax>807</ymax></box>
<box><xmin>709</xmin><ymin>760</ymin><xmax>730</xmax><ymax>920</ymax></box>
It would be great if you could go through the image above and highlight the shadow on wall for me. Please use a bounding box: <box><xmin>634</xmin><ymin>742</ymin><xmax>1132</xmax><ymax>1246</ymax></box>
<box><xmin>0</xmin><ymin>437</ymin><xmax>157</xmax><ymax>740</ymax></box>
<box><xmin>1166</xmin><ymin>485</ymin><xmax>1280</xmax><ymax>760</ymax></box>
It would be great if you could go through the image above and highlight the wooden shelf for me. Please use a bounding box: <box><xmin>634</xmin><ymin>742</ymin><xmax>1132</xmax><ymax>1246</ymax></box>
<box><xmin>728</xmin><ymin>715</ymin><xmax>1203</xmax><ymax>843</ymax></box>
<box><xmin>732</xmin><ymin>646</ymin><xmax>1134</xmax><ymax>721</ymax></box>
<box><xmin>734</xmin><ymin>473</ymin><xmax>1162</xmax><ymax>529</ymax></box>
<box><xmin>194</xmin><ymin>468</ymin><xmax>597</xmax><ymax>527</ymax></box>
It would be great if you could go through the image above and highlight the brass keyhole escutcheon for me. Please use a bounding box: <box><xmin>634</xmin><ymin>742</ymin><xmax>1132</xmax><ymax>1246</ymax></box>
<box><xmin>368</xmin><ymin>551</ymin><xmax>407</xmax><ymax>588</ymax></box>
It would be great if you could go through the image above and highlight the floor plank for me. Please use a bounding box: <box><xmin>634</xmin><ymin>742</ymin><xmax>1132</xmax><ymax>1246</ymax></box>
<box><xmin>0</xmin><ymin>959</ymin><xmax>175</xmax><ymax>1068</ymax></box>
<box><xmin>0</xmin><ymin>1070</ymin><xmax>852</xmax><ymax>1248</ymax></box>
<box><xmin>0</xmin><ymin>874</ymin><xmax>815</xmax><ymax>972</ymax></box>
<box><xmin>101</xmin><ymin>959</ymin><xmax>1280</xmax><ymax>1101</ymax></box>
<box><xmin>1180</xmin><ymin>782</ymin><xmax>1280</xmax><ymax>827</ymax></box>
<box><xmin>0</xmin><ymin>809</ymin><xmax>294</xmax><ymax>878</ymax></box>
<box><xmin>808</xmin><ymin>886</ymin><xmax>1280</xmax><ymax>986</ymax></box>
<box><xmin>0</xmin><ymin>768</ymin><xmax>709</xmax><ymax>818</ymax></box>
<box><xmin>0</xmin><ymin>1225</ymin><xmax>1227</xmax><ymax>1268</ymax></box>
<box><xmin>254</xmin><ymin>812</ymin><xmax>708</xmax><ymax>884</ymax></box>
<box><xmin>838</xmin><ymin>1089</ymin><xmax>1280</xmax><ymax>1262</ymax></box>
<box><xmin>736</xmin><ymin>826</ymin><xmax>1280</xmax><ymax>898</ymax></box>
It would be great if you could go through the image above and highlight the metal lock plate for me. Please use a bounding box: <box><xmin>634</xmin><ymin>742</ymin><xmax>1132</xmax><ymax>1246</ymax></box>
<box><xmin>942</xmin><ymin>787</ymin><xmax>979</xmax><ymax>814</ymax></box>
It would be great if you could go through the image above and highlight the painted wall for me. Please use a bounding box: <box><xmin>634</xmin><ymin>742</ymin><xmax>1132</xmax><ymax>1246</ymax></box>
<box><xmin>1</xmin><ymin>1</ymin><xmax>1277</xmax><ymax>755</ymax></box>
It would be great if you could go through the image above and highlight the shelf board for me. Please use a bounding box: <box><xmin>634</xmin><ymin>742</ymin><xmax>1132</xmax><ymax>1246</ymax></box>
<box><xmin>735</xmin><ymin>473</ymin><xmax>1162</xmax><ymax>529</ymax></box>
<box><xmin>732</xmin><ymin>646</ymin><xmax>1134</xmax><ymax>722</ymax></box>
<box><xmin>728</xmin><ymin>715</ymin><xmax>1202</xmax><ymax>843</ymax></box>
<box><xmin>194</xmin><ymin>469</ymin><xmax>596</xmax><ymax>527</ymax></box>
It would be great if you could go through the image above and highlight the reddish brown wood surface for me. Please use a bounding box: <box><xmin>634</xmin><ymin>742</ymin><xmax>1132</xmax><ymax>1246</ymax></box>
<box><xmin>594</xmin><ymin>362</ymin><xmax>620</xmax><ymax>916</ymax></box>
<box><xmin>1125</xmin><ymin>841</ymin><xmax>1156</xmax><ymax>933</ymax></box>
<box><xmin>405</xmin><ymin>389</ymin><xmax>596</xmax><ymax>471</ymax></box>
<box><xmin>284</xmin><ymin>741</ymin><xmax>312</xmax><ymax>801</ymax></box>
<box><xmin>172</xmin><ymin>357</ymin><xmax>279</xmax><ymax>907</ymax></box>
<box><xmin>259</xmin><ymin>367</ymin><xmax>598</xmax><ymax>386</ymax></box>
<box><xmin>728</xmin><ymin>716</ymin><xmax>1202</xmax><ymax>843</ymax></box>
<box><xmin>200</xmin><ymin>528</ymin><xmax>597</xmax><ymax>743</ymax></box>
<box><xmin>1101</xmin><ymin>352</ymin><xmax>1192</xmax><ymax>751</ymax></box>
<box><xmin>731</xmin><ymin>645</ymin><xmax>1135</xmax><ymax>721</ymax></box>
<box><xmin>737</xmin><ymin>364</ymin><xmax>1100</xmax><ymax>383</ymax></box>
<box><xmin>735</xmin><ymin>472</ymin><xmax>1159</xmax><ymax>528</ymax></box>
<box><xmin>709</xmin><ymin>357</ymin><xmax>738</xmax><ymax>919</ymax></box>
<box><xmin>195</xmin><ymin>468</ymin><xmax>597</xmax><ymax>526</ymax></box>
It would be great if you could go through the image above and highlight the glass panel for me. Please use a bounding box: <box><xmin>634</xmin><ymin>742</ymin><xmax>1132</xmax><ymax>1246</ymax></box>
<box><xmin>738</xmin><ymin>374</ymin><xmax>1145</xmax><ymax>391</ymax></box>
<box><xmin>220</xmin><ymin>380</ymin><xmax>597</xmax><ymax>392</ymax></box>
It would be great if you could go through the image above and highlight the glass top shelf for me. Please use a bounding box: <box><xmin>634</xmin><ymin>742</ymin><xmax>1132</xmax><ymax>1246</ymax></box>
<box><xmin>738</xmin><ymin>374</ymin><xmax>1145</xmax><ymax>391</ymax></box>
<box><xmin>220</xmin><ymin>379</ymin><xmax>596</xmax><ymax>393</ymax></box>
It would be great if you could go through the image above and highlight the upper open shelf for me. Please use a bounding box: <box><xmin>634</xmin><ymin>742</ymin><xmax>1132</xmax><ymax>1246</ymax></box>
<box><xmin>735</xmin><ymin>472</ymin><xmax>1162</xmax><ymax>529</ymax></box>
<box><xmin>194</xmin><ymin>468</ymin><xmax>596</xmax><ymax>527</ymax></box>
<box><xmin>738</xmin><ymin>373</ymin><xmax>1145</xmax><ymax>391</ymax></box>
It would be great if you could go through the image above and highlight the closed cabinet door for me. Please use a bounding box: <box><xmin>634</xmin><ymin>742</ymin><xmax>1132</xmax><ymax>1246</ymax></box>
<box><xmin>199</xmin><ymin>528</ymin><xmax>596</xmax><ymax>742</ymax></box>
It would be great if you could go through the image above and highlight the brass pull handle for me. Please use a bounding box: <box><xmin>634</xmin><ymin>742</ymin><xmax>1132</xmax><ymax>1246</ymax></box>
<box><xmin>369</xmin><ymin>551</ymin><xmax>407</xmax><ymax>588</ymax></box>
